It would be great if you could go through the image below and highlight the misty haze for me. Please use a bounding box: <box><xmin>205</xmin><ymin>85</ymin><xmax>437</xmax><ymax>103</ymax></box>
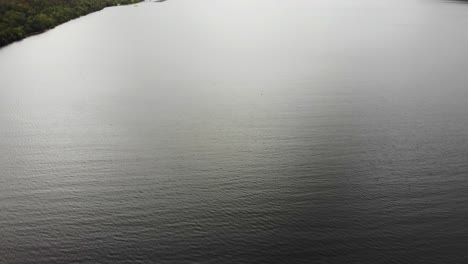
<box><xmin>0</xmin><ymin>0</ymin><xmax>467</xmax><ymax>263</ymax></box>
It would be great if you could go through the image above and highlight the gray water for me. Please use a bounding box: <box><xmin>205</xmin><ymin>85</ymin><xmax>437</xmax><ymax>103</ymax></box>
<box><xmin>1</xmin><ymin>0</ymin><xmax>468</xmax><ymax>263</ymax></box>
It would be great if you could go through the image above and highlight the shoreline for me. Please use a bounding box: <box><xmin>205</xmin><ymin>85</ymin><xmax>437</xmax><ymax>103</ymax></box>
<box><xmin>0</xmin><ymin>0</ymin><xmax>143</xmax><ymax>49</ymax></box>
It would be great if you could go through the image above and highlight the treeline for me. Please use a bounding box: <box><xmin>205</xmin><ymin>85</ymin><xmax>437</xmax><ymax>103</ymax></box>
<box><xmin>0</xmin><ymin>0</ymin><xmax>142</xmax><ymax>47</ymax></box>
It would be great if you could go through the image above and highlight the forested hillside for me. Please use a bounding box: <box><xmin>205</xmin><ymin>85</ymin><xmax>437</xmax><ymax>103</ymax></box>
<box><xmin>0</xmin><ymin>0</ymin><xmax>142</xmax><ymax>47</ymax></box>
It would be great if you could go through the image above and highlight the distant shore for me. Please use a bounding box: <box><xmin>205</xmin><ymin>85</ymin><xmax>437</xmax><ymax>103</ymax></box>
<box><xmin>0</xmin><ymin>0</ymin><xmax>143</xmax><ymax>48</ymax></box>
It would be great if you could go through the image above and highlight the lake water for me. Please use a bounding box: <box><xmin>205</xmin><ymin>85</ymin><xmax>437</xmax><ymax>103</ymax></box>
<box><xmin>1</xmin><ymin>0</ymin><xmax>468</xmax><ymax>263</ymax></box>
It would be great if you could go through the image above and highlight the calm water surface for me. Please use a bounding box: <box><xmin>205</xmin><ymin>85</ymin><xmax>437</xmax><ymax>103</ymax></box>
<box><xmin>1</xmin><ymin>0</ymin><xmax>468</xmax><ymax>263</ymax></box>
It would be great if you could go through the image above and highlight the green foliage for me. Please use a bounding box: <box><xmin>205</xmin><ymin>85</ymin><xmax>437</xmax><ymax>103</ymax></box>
<box><xmin>0</xmin><ymin>0</ymin><xmax>142</xmax><ymax>47</ymax></box>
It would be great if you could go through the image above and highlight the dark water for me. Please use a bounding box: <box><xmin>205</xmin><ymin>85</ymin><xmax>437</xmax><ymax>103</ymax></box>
<box><xmin>1</xmin><ymin>0</ymin><xmax>468</xmax><ymax>263</ymax></box>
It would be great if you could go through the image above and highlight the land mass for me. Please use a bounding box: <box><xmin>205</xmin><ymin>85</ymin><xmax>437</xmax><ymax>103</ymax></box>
<box><xmin>0</xmin><ymin>0</ymin><xmax>142</xmax><ymax>47</ymax></box>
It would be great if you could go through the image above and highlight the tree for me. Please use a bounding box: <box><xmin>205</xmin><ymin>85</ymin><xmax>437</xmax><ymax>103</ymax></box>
<box><xmin>0</xmin><ymin>0</ymin><xmax>142</xmax><ymax>47</ymax></box>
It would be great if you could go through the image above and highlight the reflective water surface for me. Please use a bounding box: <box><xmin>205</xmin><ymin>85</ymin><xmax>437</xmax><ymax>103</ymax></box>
<box><xmin>1</xmin><ymin>0</ymin><xmax>468</xmax><ymax>263</ymax></box>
